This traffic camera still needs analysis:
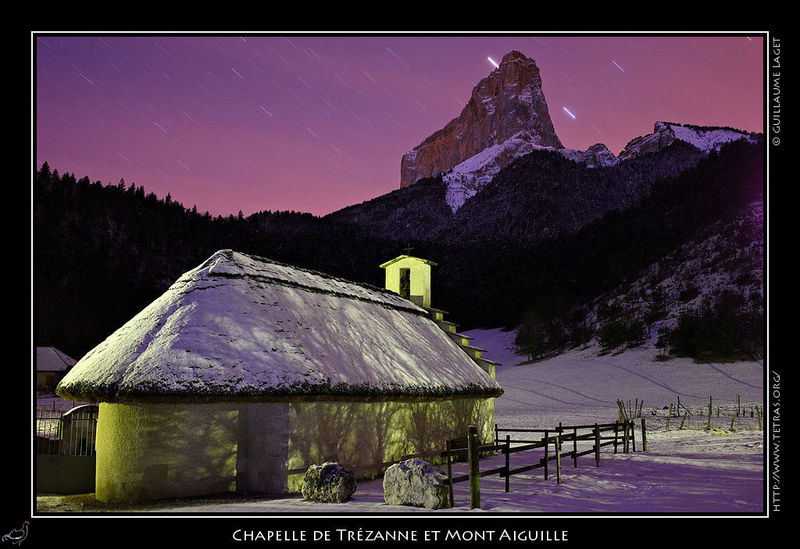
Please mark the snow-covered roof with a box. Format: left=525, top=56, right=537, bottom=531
left=57, top=250, right=503, bottom=403
left=36, top=347, right=77, bottom=372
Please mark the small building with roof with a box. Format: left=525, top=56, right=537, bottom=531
left=57, top=250, right=502, bottom=502
left=36, top=347, right=77, bottom=393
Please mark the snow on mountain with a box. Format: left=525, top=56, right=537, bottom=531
left=669, top=123, right=759, bottom=152
left=440, top=120, right=759, bottom=213
left=558, top=142, right=619, bottom=168
left=401, top=50, right=562, bottom=189
left=400, top=49, right=759, bottom=216
left=442, top=139, right=617, bottom=213
left=618, top=121, right=758, bottom=161
left=443, top=136, right=625, bottom=213
left=443, top=131, right=556, bottom=212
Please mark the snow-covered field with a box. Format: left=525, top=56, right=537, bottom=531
left=486, top=329, right=763, bottom=432
left=127, top=425, right=761, bottom=514
left=38, top=327, right=764, bottom=515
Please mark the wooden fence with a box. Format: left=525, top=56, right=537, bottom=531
left=442, top=420, right=647, bottom=509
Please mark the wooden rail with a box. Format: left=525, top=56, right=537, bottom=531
left=442, top=419, right=647, bottom=509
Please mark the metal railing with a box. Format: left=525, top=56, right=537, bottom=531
left=35, top=405, right=98, bottom=456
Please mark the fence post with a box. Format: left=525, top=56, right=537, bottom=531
left=495, top=423, right=499, bottom=446
left=504, top=434, right=510, bottom=493
left=630, top=420, right=636, bottom=452
left=467, top=425, right=480, bottom=510
left=623, top=421, right=630, bottom=453
left=446, top=439, right=454, bottom=508
left=594, top=424, right=600, bottom=467
left=707, top=396, right=712, bottom=431
left=543, top=429, right=549, bottom=480
left=557, top=422, right=563, bottom=451
left=556, top=435, right=562, bottom=484
left=613, top=422, right=619, bottom=454
left=666, top=403, right=672, bottom=431
left=641, top=418, right=648, bottom=452
left=572, top=427, right=578, bottom=468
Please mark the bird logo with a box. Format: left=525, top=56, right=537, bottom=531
left=1, top=521, right=29, bottom=546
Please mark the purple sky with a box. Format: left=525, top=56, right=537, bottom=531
left=34, top=33, right=765, bottom=217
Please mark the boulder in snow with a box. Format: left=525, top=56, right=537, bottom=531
left=383, top=459, right=448, bottom=509
left=301, top=462, right=356, bottom=503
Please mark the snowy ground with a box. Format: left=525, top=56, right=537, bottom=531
left=36, top=328, right=765, bottom=515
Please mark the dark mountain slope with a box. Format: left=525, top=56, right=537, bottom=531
left=327, top=141, right=707, bottom=245
left=449, top=141, right=706, bottom=244
left=510, top=140, right=765, bottom=360
left=325, top=175, right=453, bottom=243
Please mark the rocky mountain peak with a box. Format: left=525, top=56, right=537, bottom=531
left=400, top=50, right=563, bottom=188
left=501, top=49, right=528, bottom=63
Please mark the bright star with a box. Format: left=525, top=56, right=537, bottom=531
left=562, top=106, right=576, bottom=120
left=488, top=56, right=500, bottom=69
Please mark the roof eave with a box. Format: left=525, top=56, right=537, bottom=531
left=379, top=255, right=438, bottom=269
left=56, top=387, right=504, bottom=405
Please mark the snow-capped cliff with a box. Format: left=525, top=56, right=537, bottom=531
left=400, top=50, right=562, bottom=190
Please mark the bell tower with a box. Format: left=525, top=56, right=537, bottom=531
left=379, top=254, right=436, bottom=308
left=380, top=252, right=500, bottom=378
